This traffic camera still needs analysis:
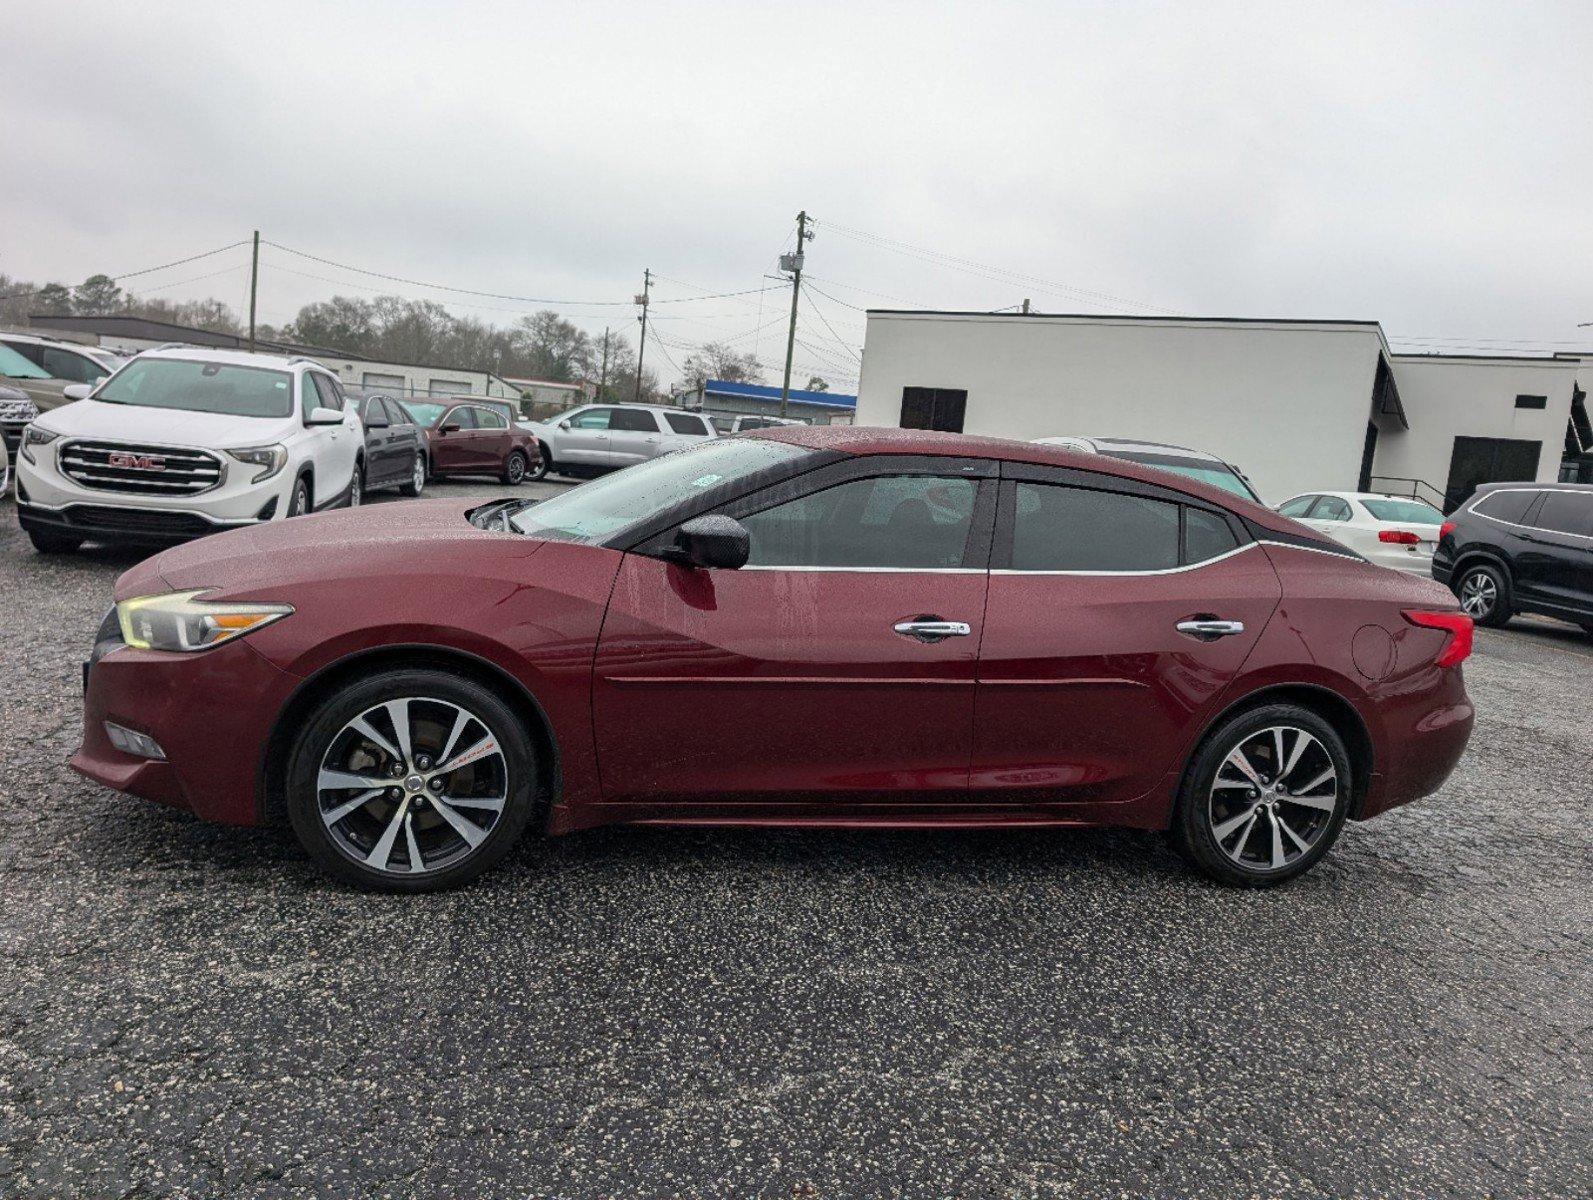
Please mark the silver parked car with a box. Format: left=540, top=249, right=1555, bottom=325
left=522, top=403, right=716, bottom=480
left=1032, top=436, right=1264, bottom=505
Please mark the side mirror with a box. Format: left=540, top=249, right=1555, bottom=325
left=439, top=422, right=460, bottom=435
left=61, top=383, right=93, bottom=401
left=668, top=514, right=750, bottom=570
left=558, top=419, right=573, bottom=430
left=307, top=406, right=343, bottom=425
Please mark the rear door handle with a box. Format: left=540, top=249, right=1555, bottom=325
left=1176, top=618, right=1246, bottom=640
left=893, top=617, right=972, bottom=643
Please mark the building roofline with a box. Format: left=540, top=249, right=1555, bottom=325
left=702, top=377, right=858, bottom=408
left=1387, top=351, right=1575, bottom=365
left=864, top=308, right=1386, bottom=329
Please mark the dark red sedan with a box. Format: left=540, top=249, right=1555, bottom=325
left=404, top=397, right=541, bottom=485
left=74, top=428, right=1475, bottom=891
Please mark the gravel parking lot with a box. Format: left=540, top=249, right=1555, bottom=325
left=0, top=479, right=1588, bottom=1199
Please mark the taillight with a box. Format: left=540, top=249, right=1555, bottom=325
left=1439, top=521, right=1456, bottom=540
left=1403, top=610, right=1474, bottom=668
left=1379, top=530, right=1421, bottom=544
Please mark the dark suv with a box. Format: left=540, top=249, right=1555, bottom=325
left=1433, top=483, right=1593, bottom=633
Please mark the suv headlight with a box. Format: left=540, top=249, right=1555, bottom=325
left=20, top=424, right=58, bottom=465
left=117, top=589, right=293, bottom=653
left=226, top=444, right=288, bottom=483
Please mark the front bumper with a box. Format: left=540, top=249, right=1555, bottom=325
left=16, top=445, right=292, bottom=544
left=71, top=635, right=299, bottom=825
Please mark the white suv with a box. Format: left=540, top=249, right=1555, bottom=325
left=521, top=403, right=716, bottom=480
left=14, top=347, right=363, bottom=552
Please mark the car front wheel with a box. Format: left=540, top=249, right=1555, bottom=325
left=1172, top=703, right=1351, bottom=887
left=285, top=669, right=540, bottom=891
left=287, top=477, right=311, bottom=518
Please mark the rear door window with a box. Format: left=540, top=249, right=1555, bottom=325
left=610, top=408, right=659, bottom=432
left=1278, top=496, right=1318, bottom=517
left=1532, top=491, right=1593, bottom=536
left=1310, top=496, right=1352, bottom=522
left=1010, top=483, right=1180, bottom=572
left=475, top=407, right=509, bottom=429
left=1184, top=508, right=1240, bottom=563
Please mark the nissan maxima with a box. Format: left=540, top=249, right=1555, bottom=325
left=73, top=428, right=1476, bottom=891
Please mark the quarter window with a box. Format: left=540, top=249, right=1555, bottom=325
left=664, top=412, right=709, bottom=435
left=1011, top=483, right=1180, bottom=572
left=741, top=474, right=978, bottom=569
left=1184, top=508, right=1240, bottom=563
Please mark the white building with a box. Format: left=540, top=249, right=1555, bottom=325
left=853, top=311, right=1591, bottom=508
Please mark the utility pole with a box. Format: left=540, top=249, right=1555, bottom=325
left=633, top=269, right=651, bottom=403
left=598, top=327, right=611, bottom=402
left=247, top=230, right=260, bottom=353
left=779, top=210, right=814, bottom=417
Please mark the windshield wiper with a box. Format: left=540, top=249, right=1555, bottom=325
left=468, top=497, right=538, bottom=532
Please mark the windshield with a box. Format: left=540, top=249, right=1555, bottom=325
left=404, top=401, right=449, bottom=426
left=1361, top=498, right=1443, bottom=524
left=510, top=438, right=809, bottom=542
left=93, top=359, right=294, bottom=418
left=1102, top=450, right=1261, bottom=503
left=0, top=344, right=51, bottom=380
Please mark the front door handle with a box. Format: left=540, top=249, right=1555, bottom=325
left=893, top=617, right=972, bottom=643
left=1176, top=618, right=1246, bottom=640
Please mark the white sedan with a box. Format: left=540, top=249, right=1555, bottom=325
left=1276, top=491, right=1445, bottom=574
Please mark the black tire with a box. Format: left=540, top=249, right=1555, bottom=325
left=1453, top=561, right=1512, bottom=628
left=284, top=668, right=541, bottom=892
left=1579, top=622, right=1593, bottom=639
left=526, top=443, right=551, bottom=481
left=398, top=453, right=426, bottom=497
left=502, top=450, right=527, bottom=486
left=27, top=528, right=82, bottom=554
left=287, top=476, right=311, bottom=518
left=348, top=461, right=364, bottom=508
left=1170, top=702, right=1352, bottom=888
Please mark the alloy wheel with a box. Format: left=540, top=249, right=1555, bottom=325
left=349, top=471, right=362, bottom=507
left=506, top=453, right=525, bottom=484
left=1206, top=725, right=1339, bottom=872
left=1458, top=571, right=1496, bottom=619
left=315, top=696, right=508, bottom=876
left=412, top=455, right=426, bottom=494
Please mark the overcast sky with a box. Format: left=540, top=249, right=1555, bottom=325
left=4, top=1, right=1591, bottom=386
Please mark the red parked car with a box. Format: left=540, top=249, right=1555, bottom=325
left=74, top=427, right=1475, bottom=892
left=403, top=398, right=540, bottom=485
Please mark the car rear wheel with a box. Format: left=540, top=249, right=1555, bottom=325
left=502, top=450, right=527, bottom=486
left=398, top=454, right=426, bottom=497
left=526, top=444, right=550, bottom=481
left=1172, top=703, right=1351, bottom=887
left=285, top=669, right=540, bottom=892
left=27, top=528, right=81, bottom=554
left=1455, top=562, right=1511, bottom=627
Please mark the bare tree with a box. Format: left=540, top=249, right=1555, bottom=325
left=804, top=375, right=830, bottom=392
left=679, top=341, right=763, bottom=391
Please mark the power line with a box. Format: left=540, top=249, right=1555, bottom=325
left=264, top=241, right=781, bottom=308
left=801, top=282, right=864, bottom=361
left=817, top=218, right=1175, bottom=314
left=0, top=238, right=253, bottom=302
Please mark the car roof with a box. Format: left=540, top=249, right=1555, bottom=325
left=1304, top=491, right=1442, bottom=503
left=1037, top=435, right=1227, bottom=462
left=750, top=425, right=1293, bottom=531
left=135, top=345, right=310, bottom=370
left=1474, top=480, right=1593, bottom=493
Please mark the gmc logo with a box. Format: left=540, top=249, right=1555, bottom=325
left=108, top=452, right=166, bottom=471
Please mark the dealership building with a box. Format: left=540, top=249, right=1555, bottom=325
left=852, top=311, right=1591, bottom=509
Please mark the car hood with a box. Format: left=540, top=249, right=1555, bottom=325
left=35, top=398, right=299, bottom=447
left=116, top=498, right=544, bottom=600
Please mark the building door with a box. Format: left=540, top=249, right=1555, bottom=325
left=900, top=387, right=968, bottom=432
left=1444, top=436, right=1541, bottom=512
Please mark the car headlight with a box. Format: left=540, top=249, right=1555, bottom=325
left=226, top=444, right=288, bottom=484
left=20, top=424, right=58, bottom=465
left=116, top=589, right=293, bottom=653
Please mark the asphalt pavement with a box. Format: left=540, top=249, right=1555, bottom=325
left=0, top=478, right=1588, bottom=1199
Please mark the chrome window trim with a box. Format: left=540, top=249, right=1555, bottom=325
left=739, top=564, right=986, bottom=574
left=989, top=541, right=1260, bottom=577
left=1469, top=487, right=1593, bottom=543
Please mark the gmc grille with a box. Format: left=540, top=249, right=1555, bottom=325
left=58, top=440, right=224, bottom=496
